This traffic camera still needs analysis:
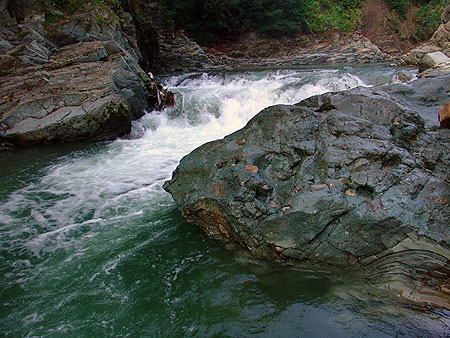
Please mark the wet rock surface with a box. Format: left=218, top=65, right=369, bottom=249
left=164, top=74, right=450, bottom=306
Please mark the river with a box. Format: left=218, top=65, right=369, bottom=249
left=1, top=66, right=449, bottom=337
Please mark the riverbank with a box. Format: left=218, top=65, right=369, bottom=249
left=202, top=32, right=395, bottom=72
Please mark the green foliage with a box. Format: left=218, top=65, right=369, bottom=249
left=92, top=0, right=122, bottom=11
left=43, top=0, right=82, bottom=23
left=255, top=0, right=311, bottom=35
left=96, top=13, right=104, bottom=28
left=307, top=0, right=362, bottom=33
left=160, top=0, right=260, bottom=42
left=45, top=0, right=83, bottom=14
left=385, top=0, right=409, bottom=19
left=43, top=0, right=122, bottom=24
left=414, top=0, right=446, bottom=41
left=384, top=0, right=446, bottom=42
left=160, top=0, right=363, bottom=42
left=385, top=0, right=446, bottom=21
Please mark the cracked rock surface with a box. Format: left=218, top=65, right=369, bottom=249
left=164, top=74, right=450, bottom=292
left=0, top=41, right=149, bottom=145
left=0, top=2, right=152, bottom=147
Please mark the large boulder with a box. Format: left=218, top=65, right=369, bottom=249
left=0, top=38, right=152, bottom=146
left=0, top=2, right=161, bottom=147
left=164, top=74, right=450, bottom=305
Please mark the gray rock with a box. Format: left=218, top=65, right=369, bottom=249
left=19, top=40, right=52, bottom=64
left=3, top=95, right=131, bottom=145
left=77, top=47, right=109, bottom=62
left=380, top=74, right=450, bottom=129
left=394, top=70, right=414, bottom=83
left=419, top=52, right=450, bottom=73
left=20, top=29, right=56, bottom=49
left=164, top=74, right=450, bottom=290
left=104, top=40, right=122, bottom=55
left=0, top=35, right=12, bottom=53
left=0, top=39, right=151, bottom=146
left=153, top=28, right=221, bottom=73
left=0, top=54, right=22, bottom=73
left=42, top=7, right=141, bottom=63
left=402, top=45, right=441, bottom=66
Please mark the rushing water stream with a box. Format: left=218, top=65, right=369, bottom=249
left=1, top=67, right=450, bottom=337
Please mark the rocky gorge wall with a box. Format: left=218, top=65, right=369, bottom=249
left=0, top=0, right=161, bottom=148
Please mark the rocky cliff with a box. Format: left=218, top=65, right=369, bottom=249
left=0, top=0, right=158, bottom=148
left=119, top=0, right=223, bottom=74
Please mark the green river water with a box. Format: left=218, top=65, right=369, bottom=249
left=1, top=67, right=449, bottom=337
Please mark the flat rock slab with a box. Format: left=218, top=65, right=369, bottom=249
left=419, top=51, right=450, bottom=73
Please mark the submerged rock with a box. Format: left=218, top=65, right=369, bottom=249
left=164, top=74, right=450, bottom=306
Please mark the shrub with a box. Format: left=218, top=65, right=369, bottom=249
left=43, top=0, right=82, bottom=23
left=414, top=0, right=446, bottom=41
left=160, top=0, right=363, bottom=42
left=44, top=0, right=83, bottom=15
left=385, top=0, right=409, bottom=19
left=43, top=0, right=122, bottom=24
left=307, top=0, right=362, bottom=33
left=384, top=0, right=446, bottom=42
